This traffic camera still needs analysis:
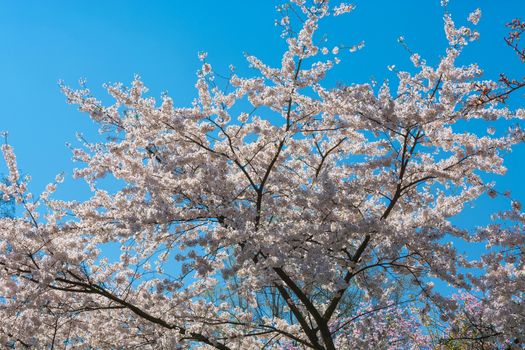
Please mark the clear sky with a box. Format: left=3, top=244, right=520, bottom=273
left=0, top=0, right=523, bottom=231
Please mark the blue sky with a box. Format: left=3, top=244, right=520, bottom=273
left=0, top=0, right=523, bottom=226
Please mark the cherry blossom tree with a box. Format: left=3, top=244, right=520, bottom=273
left=1, top=1, right=524, bottom=349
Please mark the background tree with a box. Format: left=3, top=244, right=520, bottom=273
left=0, top=1, right=524, bottom=349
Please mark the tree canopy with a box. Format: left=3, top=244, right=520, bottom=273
left=0, top=1, right=524, bottom=349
